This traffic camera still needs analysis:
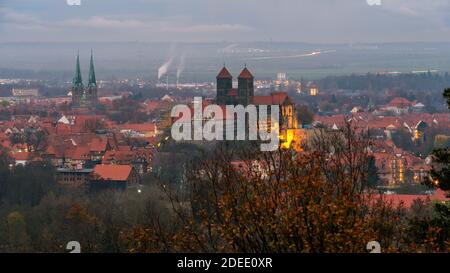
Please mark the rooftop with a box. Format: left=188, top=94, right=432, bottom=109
left=238, top=67, right=254, bottom=79
left=92, top=164, right=133, bottom=181
left=217, top=67, right=232, bottom=79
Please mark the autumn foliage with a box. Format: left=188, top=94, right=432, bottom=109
left=126, top=126, right=431, bottom=253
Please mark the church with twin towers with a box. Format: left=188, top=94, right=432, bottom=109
left=216, top=66, right=254, bottom=106
left=215, top=65, right=303, bottom=151
left=71, top=51, right=98, bottom=110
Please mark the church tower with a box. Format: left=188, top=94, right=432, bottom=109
left=216, top=66, right=232, bottom=105
left=71, top=53, right=84, bottom=108
left=71, top=51, right=98, bottom=111
left=237, top=66, right=254, bottom=105
left=86, top=50, right=98, bottom=106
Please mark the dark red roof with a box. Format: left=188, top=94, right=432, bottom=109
left=10, top=151, right=31, bottom=161
left=117, top=123, right=157, bottom=133
left=69, top=146, right=90, bottom=160
left=253, top=92, right=290, bottom=105
left=217, top=67, right=232, bottom=79
left=89, top=137, right=108, bottom=152
left=102, top=151, right=135, bottom=163
left=366, top=190, right=448, bottom=209
left=238, top=67, right=254, bottom=79
left=388, top=97, right=412, bottom=108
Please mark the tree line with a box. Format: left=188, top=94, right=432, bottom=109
left=318, top=72, right=450, bottom=92
left=0, top=89, right=448, bottom=253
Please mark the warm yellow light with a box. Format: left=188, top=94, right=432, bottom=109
left=414, top=130, right=421, bottom=140
left=280, top=129, right=297, bottom=150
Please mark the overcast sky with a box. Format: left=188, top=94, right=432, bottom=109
left=1, top=0, right=450, bottom=43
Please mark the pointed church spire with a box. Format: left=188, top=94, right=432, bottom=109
left=88, top=50, right=97, bottom=88
left=217, top=66, right=232, bottom=79
left=238, top=66, right=253, bottom=79
left=72, top=52, right=83, bottom=88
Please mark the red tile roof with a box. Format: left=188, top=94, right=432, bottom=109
left=382, top=194, right=429, bottom=208
left=118, top=145, right=131, bottom=151
left=92, top=165, right=133, bottom=181
left=384, top=193, right=448, bottom=208
left=270, top=92, right=290, bottom=104
left=174, top=104, right=236, bottom=123
left=118, top=123, right=156, bottom=133
left=46, top=145, right=56, bottom=155
left=67, top=146, right=90, bottom=160
left=1, top=139, right=11, bottom=148
left=44, top=144, right=67, bottom=158
left=370, top=190, right=448, bottom=209
left=252, top=96, right=273, bottom=105
left=217, top=67, right=232, bottom=79
left=253, top=92, right=290, bottom=105
left=10, top=151, right=31, bottom=161
left=238, top=67, right=254, bottom=79
left=56, top=123, right=72, bottom=135
left=102, top=150, right=135, bottom=163
left=144, top=100, right=162, bottom=112
left=314, top=112, right=450, bottom=132
left=89, top=137, right=108, bottom=152
left=388, top=97, right=412, bottom=108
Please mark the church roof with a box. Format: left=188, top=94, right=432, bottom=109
left=253, top=92, right=290, bottom=105
left=238, top=67, right=254, bottom=79
left=87, top=50, right=97, bottom=88
left=217, top=67, right=232, bottom=79
left=72, top=53, right=84, bottom=89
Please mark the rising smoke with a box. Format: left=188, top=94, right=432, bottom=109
left=157, top=57, right=174, bottom=80
left=177, top=52, right=186, bottom=81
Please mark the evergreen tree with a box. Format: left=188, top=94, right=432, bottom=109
left=367, top=156, right=380, bottom=188
left=414, top=88, right=450, bottom=252
left=425, top=88, right=450, bottom=196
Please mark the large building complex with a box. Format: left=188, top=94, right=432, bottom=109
left=12, top=88, right=39, bottom=97
left=215, top=66, right=303, bottom=150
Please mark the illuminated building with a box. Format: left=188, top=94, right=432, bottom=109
left=215, top=66, right=304, bottom=151
left=413, top=121, right=427, bottom=144
left=295, top=82, right=302, bottom=94
left=309, top=84, right=319, bottom=96
left=12, top=88, right=39, bottom=97
left=275, top=73, right=289, bottom=91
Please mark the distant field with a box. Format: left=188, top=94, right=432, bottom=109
left=2, top=42, right=450, bottom=81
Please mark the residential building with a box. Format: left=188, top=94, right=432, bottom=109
left=89, top=164, right=139, bottom=190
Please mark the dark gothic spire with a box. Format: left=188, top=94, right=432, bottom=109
left=72, top=52, right=84, bottom=89
left=88, top=50, right=97, bottom=88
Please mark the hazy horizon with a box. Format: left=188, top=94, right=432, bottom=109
left=2, top=41, right=450, bottom=81
left=3, top=0, right=450, bottom=80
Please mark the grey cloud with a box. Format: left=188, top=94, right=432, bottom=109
left=62, top=16, right=251, bottom=33
left=1, top=0, right=450, bottom=43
